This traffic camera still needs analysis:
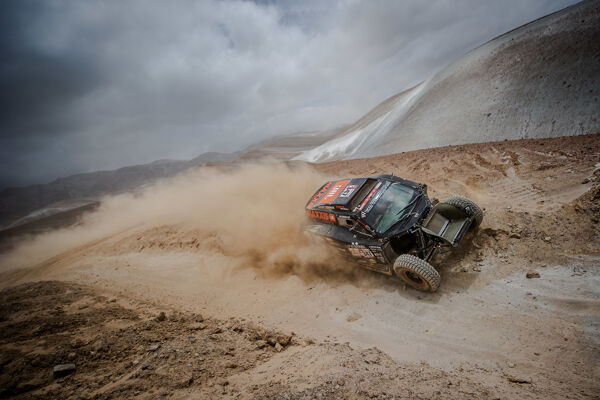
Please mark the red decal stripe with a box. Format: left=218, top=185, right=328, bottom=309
left=358, top=182, right=381, bottom=211
left=318, top=179, right=350, bottom=204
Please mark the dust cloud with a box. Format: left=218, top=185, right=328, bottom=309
left=1, top=162, right=355, bottom=280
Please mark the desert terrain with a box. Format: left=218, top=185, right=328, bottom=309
left=1, top=134, right=599, bottom=399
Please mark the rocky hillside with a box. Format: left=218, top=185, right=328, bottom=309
left=296, top=0, right=600, bottom=162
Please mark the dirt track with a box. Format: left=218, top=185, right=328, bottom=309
left=1, top=134, right=599, bottom=398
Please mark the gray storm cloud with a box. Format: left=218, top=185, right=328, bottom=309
left=0, top=0, right=578, bottom=187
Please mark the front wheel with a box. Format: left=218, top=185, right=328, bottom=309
left=393, top=254, right=440, bottom=292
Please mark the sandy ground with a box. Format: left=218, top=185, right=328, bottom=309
left=1, top=134, right=599, bottom=399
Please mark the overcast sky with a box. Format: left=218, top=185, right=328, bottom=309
left=0, top=0, right=579, bottom=188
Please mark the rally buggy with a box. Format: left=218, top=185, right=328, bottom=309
left=304, top=175, right=483, bottom=292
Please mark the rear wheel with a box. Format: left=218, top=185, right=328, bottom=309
left=442, top=196, right=483, bottom=228
left=393, top=254, right=440, bottom=292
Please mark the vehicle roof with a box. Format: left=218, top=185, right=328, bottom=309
left=305, top=178, right=370, bottom=210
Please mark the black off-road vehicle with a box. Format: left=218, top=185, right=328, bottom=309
left=304, top=175, right=483, bottom=292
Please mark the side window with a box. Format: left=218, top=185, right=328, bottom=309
left=349, top=179, right=377, bottom=210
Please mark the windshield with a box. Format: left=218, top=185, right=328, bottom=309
left=363, top=183, right=415, bottom=233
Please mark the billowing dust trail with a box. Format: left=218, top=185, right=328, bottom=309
left=1, top=134, right=599, bottom=398
left=0, top=162, right=345, bottom=279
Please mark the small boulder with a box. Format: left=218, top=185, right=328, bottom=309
left=506, top=375, right=532, bottom=384
left=266, top=333, right=292, bottom=346
left=346, top=313, right=362, bottom=322
left=189, top=322, right=206, bottom=331
left=141, top=363, right=153, bottom=370
left=53, top=363, right=76, bottom=378
left=274, top=343, right=283, bottom=352
left=526, top=270, right=540, bottom=279
left=156, top=312, right=166, bottom=322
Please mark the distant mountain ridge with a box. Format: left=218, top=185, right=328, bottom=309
left=295, top=0, right=600, bottom=162
left=0, top=151, right=239, bottom=229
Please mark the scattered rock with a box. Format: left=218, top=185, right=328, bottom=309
left=192, top=314, right=204, bottom=322
left=506, top=375, right=532, bottom=384
left=189, top=322, right=206, bottom=331
left=92, top=340, right=108, bottom=353
left=509, top=233, right=521, bottom=239
left=526, top=270, right=540, bottom=279
left=255, top=340, right=268, bottom=349
left=544, top=236, right=552, bottom=243
left=67, top=352, right=76, bottom=361
left=266, top=333, right=292, bottom=346
left=178, top=376, right=194, bottom=387
left=148, top=344, right=160, bottom=351
left=53, top=363, right=76, bottom=378
left=156, top=312, right=166, bottom=322
left=275, top=343, right=283, bottom=352
left=346, top=313, right=362, bottom=322
left=211, top=327, right=223, bottom=334
left=472, top=266, right=481, bottom=272
left=508, top=362, right=515, bottom=368
left=141, top=363, right=154, bottom=370
left=581, top=178, right=590, bottom=184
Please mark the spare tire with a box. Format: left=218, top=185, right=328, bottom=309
left=393, top=254, right=440, bottom=292
left=443, top=196, right=483, bottom=228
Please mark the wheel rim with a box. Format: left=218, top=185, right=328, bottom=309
left=402, top=270, right=428, bottom=288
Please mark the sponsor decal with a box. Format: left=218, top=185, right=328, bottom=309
left=319, top=179, right=351, bottom=204
left=368, top=246, right=387, bottom=263
left=307, top=181, right=333, bottom=209
left=348, top=244, right=375, bottom=259
left=339, top=184, right=358, bottom=198
left=306, top=209, right=337, bottom=224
